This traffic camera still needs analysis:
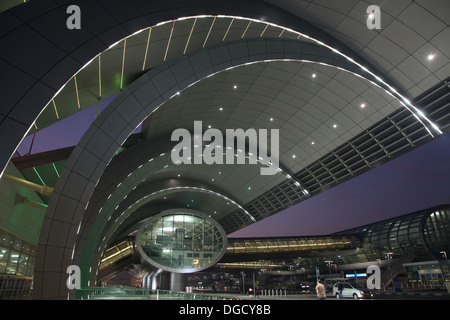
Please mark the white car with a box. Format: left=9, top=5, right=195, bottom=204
left=332, top=282, right=373, bottom=299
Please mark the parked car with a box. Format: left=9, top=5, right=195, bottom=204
left=332, top=282, right=373, bottom=299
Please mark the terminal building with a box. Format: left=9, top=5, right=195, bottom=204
left=0, top=0, right=449, bottom=299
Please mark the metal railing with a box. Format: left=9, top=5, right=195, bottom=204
left=75, top=287, right=239, bottom=300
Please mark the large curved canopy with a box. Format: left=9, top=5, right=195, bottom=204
left=1, top=0, right=448, bottom=300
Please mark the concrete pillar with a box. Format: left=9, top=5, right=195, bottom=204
left=170, top=272, right=186, bottom=292
left=159, top=271, right=170, bottom=290
left=144, top=272, right=153, bottom=288
left=152, top=270, right=163, bottom=289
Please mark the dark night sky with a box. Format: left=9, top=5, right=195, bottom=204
left=16, top=99, right=450, bottom=238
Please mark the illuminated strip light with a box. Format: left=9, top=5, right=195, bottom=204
left=184, top=18, right=197, bottom=54
left=74, top=75, right=80, bottom=109
left=164, top=21, right=175, bottom=61
left=71, top=244, right=76, bottom=261
left=260, top=24, right=268, bottom=37
left=100, top=245, right=133, bottom=263
left=223, top=18, right=234, bottom=41
left=33, top=167, right=45, bottom=186
left=98, top=55, right=102, bottom=98
left=52, top=163, right=60, bottom=178
left=241, top=20, right=251, bottom=38
left=52, top=100, right=59, bottom=119
left=142, top=27, right=152, bottom=70
left=120, top=38, right=126, bottom=90
left=203, top=16, right=216, bottom=47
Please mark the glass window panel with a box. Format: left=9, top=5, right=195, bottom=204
left=138, top=210, right=226, bottom=272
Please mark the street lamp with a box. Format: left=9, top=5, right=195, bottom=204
left=240, top=272, right=246, bottom=295
left=384, top=252, right=394, bottom=292
left=325, top=260, right=333, bottom=276
left=440, top=251, right=448, bottom=262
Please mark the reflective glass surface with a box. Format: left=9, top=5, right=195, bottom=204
left=137, top=210, right=227, bottom=272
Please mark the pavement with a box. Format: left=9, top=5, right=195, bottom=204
left=212, top=288, right=450, bottom=300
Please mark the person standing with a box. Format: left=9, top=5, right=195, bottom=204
left=337, top=281, right=343, bottom=299
left=315, top=279, right=326, bottom=300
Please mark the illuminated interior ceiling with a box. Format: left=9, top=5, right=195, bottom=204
left=29, top=11, right=448, bottom=136
left=264, top=0, right=450, bottom=98
left=95, top=58, right=406, bottom=235
left=34, top=16, right=316, bottom=133
left=1, top=0, right=447, bottom=300
left=16, top=11, right=448, bottom=213
left=79, top=33, right=443, bottom=276
left=9, top=12, right=447, bottom=243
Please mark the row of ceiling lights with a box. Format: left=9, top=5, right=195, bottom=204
left=190, top=78, right=370, bottom=160
left=101, top=63, right=374, bottom=218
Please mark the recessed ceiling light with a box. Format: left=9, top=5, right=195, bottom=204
left=270, top=117, right=274, bottom=121
left=427, top=54, right=435, bottom=61
left=333, top=124, right=338, bottom=128
left=292, top=155, right=296, bottom=158
left=312, top=73, right=317, bottom=78
left=208, top=125, right=211, bottom=129
left=177, top=174, right=181, bottom=177
left=219, top=107, right=223, bottom=111
left=211, top=178, right=214, bottom=181
left=176, top=91, right=180, bottom=95
left=361, top=103, right=366, bottom=108
left=311, top=141, right=315, bottom=145
left=248, top=186, right=251, bottom=190
left=233, top=85, right=237, bottom=89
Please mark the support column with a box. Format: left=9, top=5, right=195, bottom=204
left=143, top=273, right=152, bottom=288
left=152, top=269, right=163, bottom=289
left=170, top=272, right=186, bottom=292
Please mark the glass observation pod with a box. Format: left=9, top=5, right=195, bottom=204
left=136, top=209, right=228, bottom=273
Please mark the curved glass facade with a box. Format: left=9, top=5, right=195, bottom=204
left=336, top=205, right=450, bottom=260
left=137, top=209, right=227, bottom=273
left=423, top=207, right=450, bottom=256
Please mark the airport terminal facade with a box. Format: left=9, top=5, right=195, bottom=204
left=0, top=0, right=449, bottom=299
